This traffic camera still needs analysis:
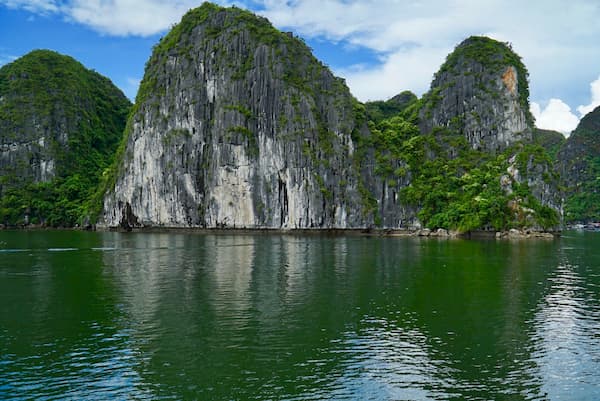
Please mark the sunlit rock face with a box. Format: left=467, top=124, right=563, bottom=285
left=100, top=9, right=562, bottom=232
left=100, top=3, right=386, bottom=229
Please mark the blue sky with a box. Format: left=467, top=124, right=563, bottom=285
left=1, top=0, right=600, bottom=136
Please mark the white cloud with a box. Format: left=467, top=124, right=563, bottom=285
left=531, top=99, right=579, bottom=136
left=0, top=0, right=233, bottom=36
left=530, top=73, right=600, bottom=136
left=576, top=75, right=600, bottom=117
left=65, top=0, right=201, bottom=37
left=338, top=46, right=450, bottom=102
left=2, top=0, right=59, bottom=14
left=0, top=54, right=18, bottom=67
left=124, top=77, right=141, bottom=101
left=258, top=0, right=600, bottom=104
left=3, top=0, right=600, bottom=109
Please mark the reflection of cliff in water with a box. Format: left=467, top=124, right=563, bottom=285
left=95, top=232, right=593, bottom=400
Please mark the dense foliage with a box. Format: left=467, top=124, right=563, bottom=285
left=0, top=50, right=131, bottom=227
left=364, top=91, right=419, bottom=124
left=363, top=114, right=559, bottom=232
left=564, top=156, right=600, bottom=222
left=532, top=128, right=565, bottom=159
left=559, top=106, right=600, bottom=223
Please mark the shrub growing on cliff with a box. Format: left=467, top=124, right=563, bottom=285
left=0, top=50, right=131, bottom=227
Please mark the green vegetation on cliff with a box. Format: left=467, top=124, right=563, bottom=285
left=399, top=34, right=561, bottom=231
left=143, top=2, right=329, bottom=104
left=564, top=156, right=600, bottom=222
left=421, top=36, right=535, bottom=142
left=365, top=91, right=419, bottom=124
left=0, top=4, right=566, bottom=232
left=560, top=105, right=600, bottom=222
left=98, top=2, right=369, bottom=229
left=436, top=36, right=533, bottom=126
left=0, top=50, right=131, bottom=227
left=533, top=128, right=565, bottom=158
left=365, top=112, right=559, bottom=232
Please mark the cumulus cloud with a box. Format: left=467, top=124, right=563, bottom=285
left=338, top=46, right=450, bottom=102
left=260, top=0, right=503, bottom=52
left=0, top=53, right=18, bottom=66
left=3, top=0, right=600, bottom=108
left=65, top=0, right=203, bottom=37
left=531, top=100, right=580, bottom=136
left=260, top=0, right=497, bottom=99
left=576, top=75, right=600, bottom=117
left=259, top=0, right=600, bottom=104
left=530, top=74, right=600, bottom=136
left=0, top=0, right=232, bottom=36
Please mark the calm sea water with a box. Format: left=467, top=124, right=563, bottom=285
left=0, top=230, right=599, bottom=400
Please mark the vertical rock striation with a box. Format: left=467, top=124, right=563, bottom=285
left=100, top=6, right=562, bottom=232
left=420, top=36, right=533, bottom=152
left=101, top=4, right=376, bottom=229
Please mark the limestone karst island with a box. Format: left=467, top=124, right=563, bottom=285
left=1, top=3, right=599, bottom=235
left=3, top=2, right=600, bottom=400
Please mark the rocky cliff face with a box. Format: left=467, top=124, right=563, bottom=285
left=101, top=4, right=382, bottom=229
left=100, top=5, right=561, bottom=232
left=0, top=50, right=130, bottom=186
left=411, top=36, right=561, bottom=230
left=558, top=105, right=600, bottom=221
left=420, top=37, right=533, bottom=152
left=0, top=50, right=130, bottom=226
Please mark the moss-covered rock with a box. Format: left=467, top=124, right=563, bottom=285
left=364, top=91, right=418, bottom=124
left=420, top=36, right=533, bottom=152
left=532, top=128, right=565, bottom=158
left=0, top=50, right=131, bottom=227
left=100, top=3, right=386, bottom=229
left=558, top=105, right=600, bottom=222
left=408, top=36, right=561, bottom=231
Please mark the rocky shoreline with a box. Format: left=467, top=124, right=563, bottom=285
left=0, top=224, right=560, bottom=239
left=412, top=228, right=557, bottom=239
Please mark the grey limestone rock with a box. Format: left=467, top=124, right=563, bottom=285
left=100, top=4, right=380, bottom=229
left=419, top=37, right=533, bottom=152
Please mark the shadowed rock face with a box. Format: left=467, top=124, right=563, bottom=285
left=532, top=129, right=565, bottom=156
left=419, top=36, right=533, bottom=152
left=0, top=50, right=130, bottom=192
left=101, top=4, right=386, bottom=229
left=558, top=105, right=600, bottom=221
left=0, top=50, right=131, bottom=227
left=559, top=106, right=600, bottom=189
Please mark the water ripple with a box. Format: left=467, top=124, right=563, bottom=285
left=2, top=231, right=600, bottom=400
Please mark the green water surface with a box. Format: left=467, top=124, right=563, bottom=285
left=0, top=231, right=599, bottom=400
